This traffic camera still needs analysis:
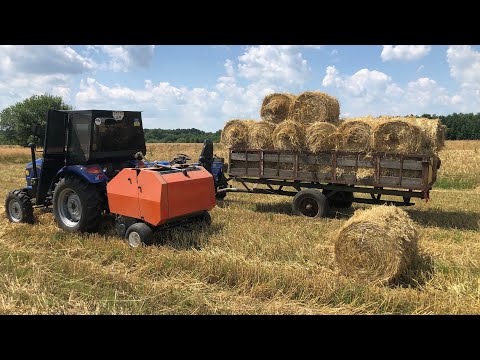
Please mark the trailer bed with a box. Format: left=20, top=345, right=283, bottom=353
left=226, top=149, right=440, bottom=202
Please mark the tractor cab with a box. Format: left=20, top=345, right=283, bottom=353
left=27, top=110, right=146, bottom=205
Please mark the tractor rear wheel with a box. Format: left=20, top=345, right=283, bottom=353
left=125, top=222, right=153, bottom=248
left=52, top=176, right=104, bottom=233
left=5, top=190, right=34, bottom=224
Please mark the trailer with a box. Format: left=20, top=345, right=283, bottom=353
left=217, top=149, right=441, bottom=218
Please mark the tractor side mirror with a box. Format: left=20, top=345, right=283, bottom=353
left=31, top=124, right=45, bottom=139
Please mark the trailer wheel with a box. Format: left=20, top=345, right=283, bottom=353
left=215, top=190, right=227, bottom=200
left=5, top=189, right=34, bottom=224
left=125, top=222, right=153, bottom=248
left=292, top=189, right=329, bottom=218
left=323, top=190, right=353, bottom=209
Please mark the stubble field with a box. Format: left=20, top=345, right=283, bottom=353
left=0, top=141, right=479, bottom=314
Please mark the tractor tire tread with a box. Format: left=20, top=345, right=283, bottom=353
left=5, top=189, right=34, bottom=224
left=53, top=175, right=105, bottom=233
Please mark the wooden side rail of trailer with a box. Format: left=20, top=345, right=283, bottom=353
left=217, top=149, right=441, bottom=217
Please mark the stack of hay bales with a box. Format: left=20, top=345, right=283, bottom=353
left=337, top=115, right=445, bottom=155
left=221, top=91, right=341, bottom=152
left=334, top=205, right=419, bottom=285
left=220, top=92, right=445, bottom=158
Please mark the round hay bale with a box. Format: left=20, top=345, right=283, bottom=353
left=306, top=122, right=340, bottom=153
left=272, top=119, right=306, bottom=151
left=338, top=119, right=374, bottom=152
left=291, top=91, right=339, bottom=124
left=249, top=121, right=276, bottom=149
left=329, top=96, right=341, bottom=121
left=334, top=205, right=419, bottom=284
left=393, top=116, right=446, bottom=152
left=260, top=93, right=296, bottom=124
left=221, top=119, right=256, bottom=149
left=373, top=120, right=427, bottom=154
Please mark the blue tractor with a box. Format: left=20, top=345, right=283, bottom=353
left=5, top=109, right=228, bottom=233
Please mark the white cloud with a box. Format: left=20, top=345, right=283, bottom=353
left=75, top=77, right=220, bottom=129
left=406, top=77, right=453, bottom=107
left=417, top=65, right=424, bottom=72
left=215, top=59, right=275, bottom=119
left=74, top=45, right=321, bottom=129
left=94, top=45, right=155, bottom=72
left=323, top=66, right=393, bottom=102
left=322, top=65, right=460, bottom=116
left=236, top=45, right=315, bottom=85
left=381, top=45, right=431, bottom=61
left=446, top=45, right=480, bottom=112
left=322, top=66, right=340, bottom=87
left=212, top=45, right=322, bottom=119
left=0, top=45, right=95, bottom=109
left=0, top=45, right=96, bottom=75
left=447, top=45, right=480, bottom=86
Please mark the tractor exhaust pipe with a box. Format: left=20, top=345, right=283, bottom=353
left=29, top=143, right=38, bottom=178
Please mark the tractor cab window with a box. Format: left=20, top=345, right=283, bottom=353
left=67, top=113, right=91, bottom=163
left=92, top=115, right=144, bottom=154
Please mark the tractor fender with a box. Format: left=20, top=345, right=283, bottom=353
left=50, top=165, right=107, bottom=191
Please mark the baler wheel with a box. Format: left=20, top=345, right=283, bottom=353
left=125, top=222, right=153, bottom=248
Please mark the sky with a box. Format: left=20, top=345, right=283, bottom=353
left=0, top=45, right=479, bottom=131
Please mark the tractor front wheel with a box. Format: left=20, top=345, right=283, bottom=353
left=52, top=176, right=104, bottom=233
left=5, top=190, right=34, bottom=224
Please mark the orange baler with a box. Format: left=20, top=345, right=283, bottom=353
left=106, top=165, right=216, bottom=247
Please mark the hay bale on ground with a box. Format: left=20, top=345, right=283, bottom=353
left=334, top=205, right=419, bottom=284
left=338, top=119, right=374, bottom=152
left=291, top=91, right=340, bottom=124
left=221, top=119, right=256, bottom=149
left=249, top=121, right=276, bottom=149
left=260, top=93, right=296, bottom=124
left=272, top=119, right=306, bottom=151
left=372, top=120, right=427, bottom=154
left=306, top=122, right=340, bottom=153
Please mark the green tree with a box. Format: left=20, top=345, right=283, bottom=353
left=0, top=94, right=72, bottom=146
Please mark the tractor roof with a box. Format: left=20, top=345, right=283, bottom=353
left=59, top=110, right=143, bottom=113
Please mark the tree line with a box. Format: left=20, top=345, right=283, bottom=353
left=418, top=113, right=480, bottom=140
left=1, top=94, right=480, bottom=145
left=144, top=128, right=221, bottom=143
